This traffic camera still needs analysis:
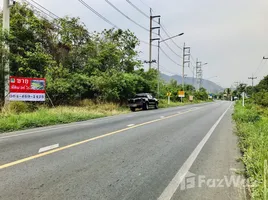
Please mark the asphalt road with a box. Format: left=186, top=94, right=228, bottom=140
left=0, top=101, right=245, bottom=200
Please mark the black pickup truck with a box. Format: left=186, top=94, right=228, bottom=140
left=128, top=93, right=158, bottom=111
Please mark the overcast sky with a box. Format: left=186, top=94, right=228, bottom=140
left=2, top=0, right=268, bottom=88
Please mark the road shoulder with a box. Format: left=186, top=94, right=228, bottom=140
left=172, top=104, right=247, bottom=200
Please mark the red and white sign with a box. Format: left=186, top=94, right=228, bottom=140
left=9, top=76, right=46, bottom=101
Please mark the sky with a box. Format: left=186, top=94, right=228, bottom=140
left=1, top=0, right=268, bottom=88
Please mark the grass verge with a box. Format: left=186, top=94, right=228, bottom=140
left=0, top=102, right=128, bottom=133
left=233, top=101, right=268, bottom=199
left=0, top=99, right=211, bottom=133
left=158, top=99, right=209, bottom=108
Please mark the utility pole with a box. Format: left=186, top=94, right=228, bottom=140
left=248, top=75, right=257, bottom=87
left=196, top=59, right=202, bottom=91
left=3, top=0, right=11, bottom=105
left=182, top=43, right=190, bottom=90
left=149, top=9, right=160, bottom=69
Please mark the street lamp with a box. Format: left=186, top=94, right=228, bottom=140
left=157, top=33, right=184, bottom=98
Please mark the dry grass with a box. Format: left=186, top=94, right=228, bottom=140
left=0, top=101, right=128, bottom=133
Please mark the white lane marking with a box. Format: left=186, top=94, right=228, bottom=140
left=0, top=101, right=222, bottom=140
left=38, top=144, right=59, bottom=153
left=127, top=124, right=135, bottom=127
left=158, top=102, right=233, bottom=200
left=160, top=116, right=165, bottom=119
left=0, top=123, right=93, bottom=140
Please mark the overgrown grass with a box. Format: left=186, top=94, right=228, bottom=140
left=158, top=99, right=209, bottom=108
left=0, top=101, right=128, bottom=133
left=0, top=99, right=211, bottom=133
left=233, top=101, right=268, bottom=199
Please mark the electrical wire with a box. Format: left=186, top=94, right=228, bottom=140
left=138, top=0, right=152, bottom=10
left=22, top=0, right=62, bottom=30
left=27, top=0, right=60, bottom=19
left=105, top=0, right=155, bottom=34
left=78, top=0, right=155, bottom=47
left=254, top=59, right=265, bottom=76
left=78, top=0, right=118, bottom=28
left=160, top=47, right=181, bottom=66
left=160, top=35, right=182, bottom=58
left=160, top=24, right=183, bottom=50
left=126, top=0, right=149, bottom=19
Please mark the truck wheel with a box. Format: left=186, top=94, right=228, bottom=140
left=130, top=107, right=135, bottom=112
left=143, top=102, right=149, bottom=110
left=155, top=102, right=158, bottom=109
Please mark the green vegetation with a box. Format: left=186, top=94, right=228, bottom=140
left=0, top=99, right=210, bottom=133
left=233, top=102, right=268, bottom=199
left=232, top=75, right=268, bottom=199
left=0, top=3, right=213, bottom=132
left=0, top=3, right=211, bottom=106
left=0, top=101, right=128, bottom=133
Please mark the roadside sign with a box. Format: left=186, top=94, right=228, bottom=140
left=189, top=95, right=193, bottom=101
left=9, top=76, right=46, bottom=101
left=178, top=91, right=185, bottom=98
left=166, top=92, right=172, bottom=97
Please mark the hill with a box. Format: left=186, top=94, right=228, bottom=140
left=161, top=73, right=223, bottom=93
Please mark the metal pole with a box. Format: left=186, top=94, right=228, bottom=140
left=196, top=58, right=198, bottom=90
left=149, top=8, right=152, bottom=69
left=3, top=0, right=10, bottom=105
left=242, top=92, right=245, bottom=107
left=182, top=43, right=185, bottom=90
left=157, top=40, right=160, bottom=98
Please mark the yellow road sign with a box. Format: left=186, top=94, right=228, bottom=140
left=178, top=91, right=185, bottom=97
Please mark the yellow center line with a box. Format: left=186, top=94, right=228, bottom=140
left=0, top=107, right=203, bottom=170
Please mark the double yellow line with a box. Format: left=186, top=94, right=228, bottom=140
left=0, top=107, right=202, bottom=170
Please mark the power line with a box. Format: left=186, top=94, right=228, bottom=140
left=105, top=0, right=156, bottom=34
left=78, top=0, right=118, bottom=28
left=138, top=0, right=152, bottom=9
left=160, top=35, right=182, bottom=58
left=126, top=0, right=149, bottom=19
left=22, top=0, right=62, bottom=30
left=254, top=59, right=264, bottom=76
left=160, top=47, right=182, bottom=66
left=27, top=0, right=60, bottom=19
left=78, top=0, right=156, bottom=48
left=161, top=24, right=183, bottom=51
left=23, top=0, right=56, bottom=20
left=190, top=54, right=196, bottom=63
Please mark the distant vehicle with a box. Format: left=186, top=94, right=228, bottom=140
left=128, top=93, right=158, bottom=111
left=233, top=96, right=238, bottom=101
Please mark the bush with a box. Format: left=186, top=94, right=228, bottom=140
left=233, top=102, right=268, bottom=199
left=7, top=101, right=29, bottom=114
left=233, top=103, right=260, bottom=123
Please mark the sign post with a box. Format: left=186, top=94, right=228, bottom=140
left=178, top=91, right=185, bottom=103
left=167, top=92, right=171, bottom=104
left=242, top=92, right=245, bottom=107
left=9, top=76, right=46, bottom=101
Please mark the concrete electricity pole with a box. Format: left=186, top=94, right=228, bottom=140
left=182, top=43, right=190, bottom=90
left=196, top=59, right=202, bottom=90
left=149, top=9, right=160, bottom=69
left=248, top=75, right=257, bottom=87
left=3, top=0, right=11, bottom=105
left=156, top=33, right=184, bottom=98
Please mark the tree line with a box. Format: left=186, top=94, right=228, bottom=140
left=0, top=3, right=209, bottom=106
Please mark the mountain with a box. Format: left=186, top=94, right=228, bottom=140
left=161, top=73, right=224, bottom=93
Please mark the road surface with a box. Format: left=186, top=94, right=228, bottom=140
left=0, top=101, right=246, bottom=200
